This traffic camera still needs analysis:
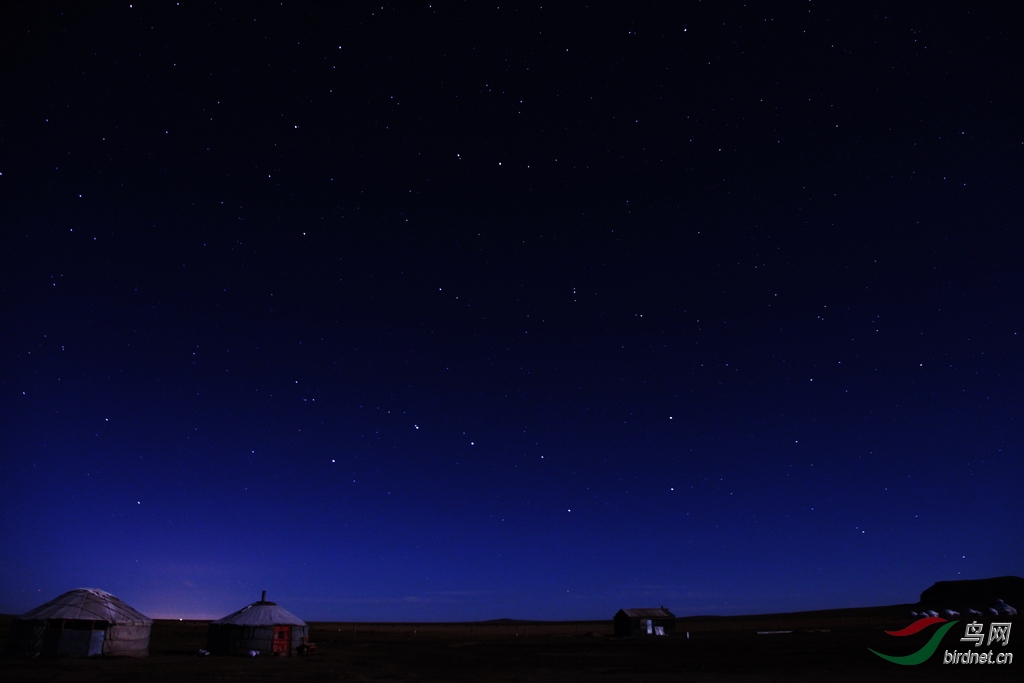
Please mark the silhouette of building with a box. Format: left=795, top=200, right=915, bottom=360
left=614, top=607, right=676, bottom=637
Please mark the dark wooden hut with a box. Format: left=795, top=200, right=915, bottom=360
left=613, top=607, right=676, bottom=637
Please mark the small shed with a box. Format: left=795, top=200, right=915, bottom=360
left=207, top=592, right=308, bottom=656
left=5, top=588, right=152, bottom=657
left=614, top=607, right=676, bottom=637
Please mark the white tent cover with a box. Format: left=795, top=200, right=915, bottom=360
left=213, top=601, right=307, bottom=627
left=20, top=588, right=152, bottom=626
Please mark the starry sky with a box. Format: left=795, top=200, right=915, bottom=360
left=1, top=1, right=1022, bottom=622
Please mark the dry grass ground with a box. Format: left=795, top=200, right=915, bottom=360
left=1, top=610, right=1016, bottom=682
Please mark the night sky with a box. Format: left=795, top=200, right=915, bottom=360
left=2, top=2, right=1021, bottom=622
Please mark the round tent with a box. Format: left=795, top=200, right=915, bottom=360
left=6, top=588, right=152, bottom=657
left=207, top=593, right=308, bottom=656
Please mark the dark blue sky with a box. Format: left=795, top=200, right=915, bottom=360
left=2, top=1, right=1021, bottom=621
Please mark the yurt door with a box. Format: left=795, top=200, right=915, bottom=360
left=272, top=625, right=291, bottom=655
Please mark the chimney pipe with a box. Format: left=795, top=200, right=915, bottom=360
left=261, top=590, right=266, bottom=603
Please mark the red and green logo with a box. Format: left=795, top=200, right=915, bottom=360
left=869, top=617, right=959, bottom=665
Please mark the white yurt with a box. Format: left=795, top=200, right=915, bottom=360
left=207, top=592, right=308, bottom=656
left=6, top=588, right=152, bottom=657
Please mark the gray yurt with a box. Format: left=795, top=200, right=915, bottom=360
left=207, top=592, right=308, bottom=656
left=6, top=588, right=152, bottom=657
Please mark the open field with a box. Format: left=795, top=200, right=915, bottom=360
left=2, top=609, right=1016, bottom=682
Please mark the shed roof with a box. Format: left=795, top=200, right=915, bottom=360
left=19, top=588, right=152, bottom=626
left=617, top=607, right=675, bottom=619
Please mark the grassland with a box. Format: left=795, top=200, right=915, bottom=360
left=1, top=607, right=1017, bottom=681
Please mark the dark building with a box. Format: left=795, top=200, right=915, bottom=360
left=918, top=576, right=1023, bottom=613
left=614, top=607, right=676, bottom=637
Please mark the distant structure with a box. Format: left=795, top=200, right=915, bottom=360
left=613, top=607, right=676, bottom=637
left=207, top=591, right=308, bottom=656
left=5, top=588, right=152, bottom=657
left=993, top=599, right=1017, bottom=616
left=919, top=576, right=1023, bottom=610
left=917, top=576, right=1024, bottom=618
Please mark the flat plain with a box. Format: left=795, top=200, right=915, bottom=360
left=1, top=609, right=1017, bottom=682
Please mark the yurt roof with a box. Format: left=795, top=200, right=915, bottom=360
left=213, top=600, right=306, bottom=627
left=19, top=588, right=152, bottom=625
